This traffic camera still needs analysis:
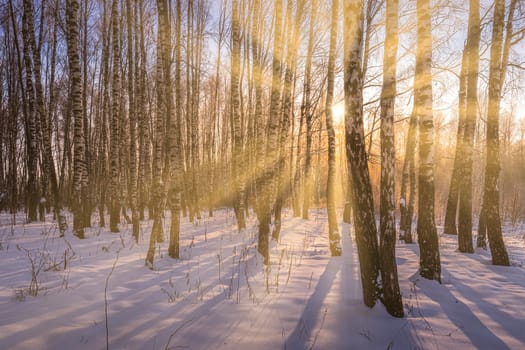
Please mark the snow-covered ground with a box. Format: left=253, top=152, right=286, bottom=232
left=0, top=209, right=524, bottom=349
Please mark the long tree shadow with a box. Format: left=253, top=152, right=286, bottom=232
left=451, top=275, right=525, bottom=344
left=458, top=252, right=525, bottom=287
left=284, top=258, right=341, bottom=349
left=418, top=274, right=510, bottom=349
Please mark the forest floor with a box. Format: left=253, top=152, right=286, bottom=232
left=0, top=208, right=524, bottom=349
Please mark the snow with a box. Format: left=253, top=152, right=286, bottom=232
left=0, top=210, right=524, bottom=349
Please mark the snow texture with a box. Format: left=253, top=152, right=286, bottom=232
left=0, top=210, right=524, bottom=349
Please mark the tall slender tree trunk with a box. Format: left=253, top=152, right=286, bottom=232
left=482, top=0, right=510, bottom=266
left=137, top=0, right=149, bottom=221
left=209, top=0, right=226, bottom=218
left=97, top=0, right=110, bottom=228
left=146, top=9, right=166, bottom=267
left=379, top=0, right=403, bottom=317
left=81, top=0, right=91, bottom=229
left=126, top=0, right=139, bottom=241
left=399, top=110, right=417, bottom=243
left=168, top=0, right=184, bottom=259
left=343, top=0, right=380, bottom=308
left=257, top=0, right=283, bottom=264
left=21, top=0, right=39, bottom=223
left=109, top=0, right=121, bottom=233
left=443, top=45, right=468, bottom=235
left=325, top=0, right=341, bottom=256
left=416, top=0, right=441, bottom=282
left=477, top=0, right=517, bottom=251
left=23, top=0, right=66, bottom=232
left=252, top=0, right=265, bottom=246
left=301, top=0, right=317, bottom=220
left=457, top=0, right=480, bottom=254
left=6, top=3, right=22, bottom=222
left=66, top=0, right=87, bottom=238
left=293, top=105, right=304, bottom=217
left=231, top=0, right=246, bottom=231
left=191, top=1, right=204, bottom=221
left=272, top=0, right=304, bottom=241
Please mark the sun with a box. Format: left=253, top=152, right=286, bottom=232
left=331, top=102, right=345, bottom=126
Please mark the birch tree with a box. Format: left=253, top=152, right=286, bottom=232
left=443, top=42, right=468, bottom=236
left=257, top=0, right=284, bottom=264
left=109, top=0, right=121, bottom=233
left=415, top=0, right=441, bottom=282
left=146, top=0, right=169, bottom=267
left=481, top=0, right=511, bottom=266
left=273, top=0, right=304, bottom=240
left=126, top=0, right=139, bottom=241
left=344, top=0, right=381, bottom=307
left=168, top=0, right=185, bottom=259
left=457, top=0, right=480, bottom=254
left=399, top=110, right=416, bottom=243
left=325, top=0, right=341, bottom=256
left=301, top=0, right=318, bottom=220
left=478, top=0, right=518, bottom=252
left=231, top=0, right=246, bottom=231
left=21, top=0, right=39, bottom=223
left=66, top=0, right=87, bottom=237
left=379, top=0, right=403, bottom=317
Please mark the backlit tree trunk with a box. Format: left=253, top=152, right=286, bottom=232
left=415, top=0, right=441, bottom=282
left=344, top=0, right=380, bottom=308
left=399, top=110, right=417, bottom=243
left=272, top=0, right=303, bottom=241
left=325, top=0, right=341, bottom=256
left=231, top=0, right=246, bottom=231
left=137, top=0, right=150, bottom=221
left=379, top=0, right=403, bottom=317
left=301, top=0, right=317, bottom=220
left=443, top=39, right=468, bottom=236
left=257, top=0, right=283, bottom=264
left=457, top=0, right=480, bottom=254
left=252, top=0, right=265, bottom=244
left=482, top=0, right=510, bottom=266
left=168, top=0, right=184, bottom=259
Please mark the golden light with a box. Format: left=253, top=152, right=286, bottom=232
left=331, top=102, right=345, bottom=126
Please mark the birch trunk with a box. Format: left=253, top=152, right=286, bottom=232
left=325, top=0, right=341, bottom=256
left=66, top=0, right=87, bottom=237
left=109, top=0, right=121, bottom=233
left=443, top=41, right=468, bottom=236
left=231, top=0, right=246, bottom=231
left=379, top=0, right=403, bottom=317
left=482, top=0, right=510, bottom=266
left=416, top=0, right=441, bottom=282
left=399, top=110, right=417, bottom=243
left=272, top=0, right=304, bottom=240
left=258, top=0, right=283, bottom=264
left=22, top=0, right=39, bottom=223
left=301, top=0, right=317, bottom=220
left=344, top=0, right=380, bottom=308
left=146, top=1, right=169, bottom=267
left=166, top=0, right=183, bottom=258
left=457, top=0, right=480, bottom=254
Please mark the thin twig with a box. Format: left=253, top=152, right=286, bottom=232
left=105, top=252, right=120, bottom=350
left=165, top=319, right=193, bottom=350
